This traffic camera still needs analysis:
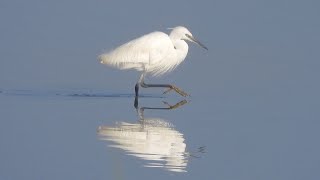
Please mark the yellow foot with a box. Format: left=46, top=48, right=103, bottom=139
left=163, top=85, right=189, bottom=97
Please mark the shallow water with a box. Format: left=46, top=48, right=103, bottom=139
left=1, top=87, right=319, bottom=180
left=1, top=0, right=320, bottom=179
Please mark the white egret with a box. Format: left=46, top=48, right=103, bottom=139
left=98, top=26, right=208, bottom=97
left=98, top=119, right=188, bottom=172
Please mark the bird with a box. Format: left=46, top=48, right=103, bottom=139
left=98, top=26, right=208, bottom=97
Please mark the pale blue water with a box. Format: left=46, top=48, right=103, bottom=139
left=1, top=86, right=319, bottom=179
left=1, top=0, right=320, bottom=179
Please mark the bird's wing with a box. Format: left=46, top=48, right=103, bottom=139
left=99, top=31, right=173, bottom=72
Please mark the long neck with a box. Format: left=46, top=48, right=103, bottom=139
left=171, top=38, right=189, bottom=64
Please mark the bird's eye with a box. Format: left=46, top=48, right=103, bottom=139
left=183, top=34, right=191, bottom=40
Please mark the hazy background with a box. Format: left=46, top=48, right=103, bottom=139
left=1, top=0, right=319, bottom=179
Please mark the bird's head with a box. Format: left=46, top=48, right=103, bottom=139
left=169, top=26, right=208, bottom=50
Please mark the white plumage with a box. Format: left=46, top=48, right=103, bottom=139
left=98, top=26, right=207, bottom=96
left=99, top=32, right=174, bottom=76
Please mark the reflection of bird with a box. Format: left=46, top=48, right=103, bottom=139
left=98, top=119, right=188, bottom=172
left=98, top=26, right=208, bottom=97
left=98, top=98, right=190, bottom=172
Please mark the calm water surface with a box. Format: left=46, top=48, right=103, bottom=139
left=1, top=87, right=319, bottom=180
left=1, top=0, right=320, bottom=179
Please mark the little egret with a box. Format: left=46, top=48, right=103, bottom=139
left=98, top=26, right=208, bottom=97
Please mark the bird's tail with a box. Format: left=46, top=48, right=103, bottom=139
left=98, top=53, right=137, bottom=70
left=98, top=54, right=108, bottom=64
left=98, top=53, right=122, bottom=67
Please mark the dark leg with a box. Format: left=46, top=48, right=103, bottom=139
left=141, top=81, right=189, bottom=97
left=135, top=72, right=189, bottom=97
left=135, top=83, right=139, bottom=97
left=134, top=95, right=188, bottom=120
left=134, top=73, right=145, bottom=97
left=134, top=95, right=138, bottom=109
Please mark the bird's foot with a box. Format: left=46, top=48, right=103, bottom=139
left=162, top=100, right=188, bottom=109
left=163, top=85, right=189, bottom=97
